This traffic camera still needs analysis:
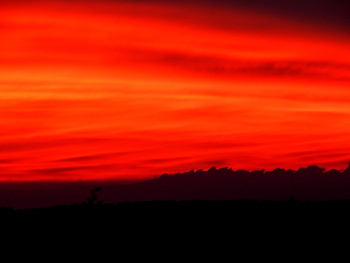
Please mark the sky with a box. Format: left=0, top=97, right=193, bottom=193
left=0, top=0, right=350, bottom=181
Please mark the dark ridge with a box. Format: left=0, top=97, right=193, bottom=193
left=2, top=163, right=350, bottom=209
left=103, top=163, right=350, bottom=204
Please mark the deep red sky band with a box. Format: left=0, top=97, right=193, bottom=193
left=1, top=0, right=350, bottom=181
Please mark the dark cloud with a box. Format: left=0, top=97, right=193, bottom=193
left=144, top=50, right=350, bottom=80
left=224, top=0, right=350, bottom=33
left=283, top=149, right=350, bottom=161
left=163, top=0, right=350, bottom=33
left=139, top=157, right=192, bottom=164
left=200, top=158, right=229, bottom=168
left=0, top=137, right=116, bottom=153
left=191, top=141, right=263, bottom=150
left=4, top=0, right=349, bottom=35
left=59, top=152, right=133, bottom=162
left=30, top=164, right=115, bottom=174
left=300, top=153, right=350, bottom=161
left=115, top=0, right=350, bottom=33
left=0, top=159, right=14, bottom=164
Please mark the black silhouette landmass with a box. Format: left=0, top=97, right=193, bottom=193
left=2, top=164, right=350, bottom=242
left=2, top=163, right=350, bottom=209
left=110, top=164, right=350, bottom=203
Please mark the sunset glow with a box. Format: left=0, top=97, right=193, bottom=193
left=1, top=0, right=350, bottom=180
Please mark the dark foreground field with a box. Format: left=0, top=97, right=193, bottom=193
left=3, top=199, right=350, bottom=227
left=3, top=200, right=349, bottom=253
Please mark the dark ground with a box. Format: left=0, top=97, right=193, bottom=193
left=3, top=200, right=348, bottom=253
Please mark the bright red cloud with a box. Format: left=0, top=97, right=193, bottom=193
left=0, top=0, right=350, bottom=181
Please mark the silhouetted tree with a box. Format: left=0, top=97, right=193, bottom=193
left=87, top=187, right=103, bottom=205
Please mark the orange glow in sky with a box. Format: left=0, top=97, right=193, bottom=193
left=1, top=0, right=350, bottom=180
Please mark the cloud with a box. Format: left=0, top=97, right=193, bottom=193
left=0, top=159, right=14, bottom=164
left=224, top=0, right=350, bottom=34
left=152, top=0, right=349, bottom=35
left=0, top=137, right=114, bottom=153
left=146, top=50, right=350, bottom=80
left=59, top=152, right=135, bottom=162
left=2, top=0, right=349, bottom=83
left=138, top=157, right=191, bottom=165
left=30, top=164, right=115, bottom=174
left=279, top=148, right=350, bottom=169
left=110, top=0, right=350, bottom=33
left=283, top=149, right=349, bottom=158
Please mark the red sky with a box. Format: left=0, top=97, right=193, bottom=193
left=1, top=0, right=350, bottom=181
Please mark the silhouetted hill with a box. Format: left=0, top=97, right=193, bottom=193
left=2, top=163, right=350, bottom=208
left=106, top=164, right=350, bottom=203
